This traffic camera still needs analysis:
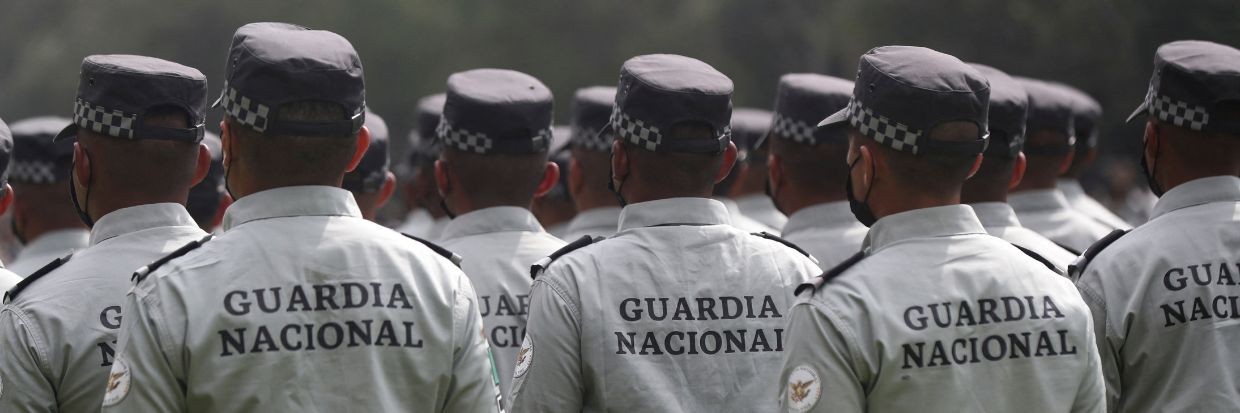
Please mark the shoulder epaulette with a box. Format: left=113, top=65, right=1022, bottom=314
left=751, top=232, right=819, bottom=265
left=795, top=251, right=866, bottom=297
left=530, top=235, right=601, bottom=280
left=1051, top=241, right=1082, bottom=256
left=1010, top=243, right=1063, bottom=275
left=4, top=252, right=73, bottom=303
left=402, top=233, right=463, bottom=267
left=1067, top=229, right=1130, bottom=280
left=132, top=234, right=214, bottom=284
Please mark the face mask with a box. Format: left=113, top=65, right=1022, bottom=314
left=1139, top=137, right=1164, bottom=197
left=69, top=150, right=94, bottom=228
left=607, top=163, right=628, bottom=208
left=439, top=198, right=456, bottom=220
left=845, top=155, right=877, bottom=227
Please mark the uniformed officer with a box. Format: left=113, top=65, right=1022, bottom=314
left=395, top=93, right=450, bottom=239
left=5, top=116, right=90, bottom=275
left=531, top=126, right=577, bottom=238
left=963, top=64, right=1077, bottom=271
left=343, top=109, right=396, bottom=221
left=1074, top=40, right=1240, bottom=412
left=779, top=46, right=1104, bottom=412
left=433, top=68, right=567, bottom=398
left=185, top=131, right=228, bottom=232
left=0, top=54, right=213, bottom=412
left=712, top=109, right=777, bottom=236
left=510, top=54, right=821, bottom=412
left=1009, top=77, right=1112, bottom=252
left=766, top=73, right=868, bottom=269
left=0, top=117, right=22, bottom=291
left=559, top=86, right=622, bottom=241
left=103, top=23, right=499, bottom=412
left=726, top=108, right=787, bottom=232
left=1058, top=85, right=1133, bottom=229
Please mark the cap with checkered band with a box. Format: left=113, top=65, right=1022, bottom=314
left=0, top=118, right=12, bottom=186
left=439, top=69, right=554, bottom=155
left=602, top=54, right=734, bottom=154
left=570, top=86, right=616, bottom=152
left=1061, top=84, right=1102, bottom=149
left=770, top=73, right=853, bottom=146
left=819, top=46, right=990, bottom=156
left=731, top=108, right=772, bottom=163
left=53, top=55, right=207, bottom=143
left=212, top=22, right=366, bottom=138
left=1013, top=77, right=1077, bottom=156
left=343, top=110, right=391, bottom=193
left=1125, top=40, right=1240, bottom=135
left=11, top=117, right=74, bottom=184
left=970, top=64, right=1027, bottom=159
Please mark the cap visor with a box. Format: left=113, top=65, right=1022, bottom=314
left=817, top=107, right=849, bottom=129
left=210, top=89, right=226, bottom=109
left=1124, top=100, right=1150, bottom=124
left=52, top=123, right=78, bottom=143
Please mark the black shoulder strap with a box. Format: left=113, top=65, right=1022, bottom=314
left=795, top=251, right=866, bottom=297
left=402, top=233, right=463, bottom=268
left=530, top=235, right=601, bottom=280
left=1011, top=243, right=1063, bottom=275
left=751, top=231, right=819, bottom=265
left=1068, top=229, right=1130, bottom=280
left=1051, top=241, right=1082, bottom=256
left=132, top=234, right=214, bottom=284
left=4, top=253, right=73, bottom=303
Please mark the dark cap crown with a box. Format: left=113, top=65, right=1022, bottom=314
left=55, top=54, right=208, bottom=143
left=11, top=116, right=74, bottom=184
left=439, top=69, right=554, bottom=155
left=771, top=73, right=853, bottom=145
left=1060, top=84, right=1102, bottom=148
left=1126, top=40, right=1240, bottom=134
left=570, top=86, right=616, bottom=152
left=970, top=64, right=1027, bottom=158
left=607, top=54, right=734, bottom=154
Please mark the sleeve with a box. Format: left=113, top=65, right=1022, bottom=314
left=0, top=306, right=57, bottom=412
left=440, top=274, right=503, bottom=413
left=507, top=276, right=583, bottom=413
left=101, top=285, right=187, bottom=412
left=1071, top=305, right=1108, bottom=413
left=1075, top=273, right=1121, bottom=413
left=778, top=300, right=867, bottom=413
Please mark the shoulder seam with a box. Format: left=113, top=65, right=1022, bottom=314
left=751, top=232, right=819, bottom=265
left=401, top=233, right=463, bottom=267
left=0, top=305, right=56, bottom=377
left=530, top=235, right=600, bottom=280
left=4, top=253, right=73, bottom=302
left=132, top=234, right=214, bottom=284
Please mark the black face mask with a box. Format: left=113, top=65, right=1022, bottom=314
left=439, top=198, right=456, bottom=220
left=69, top=150, right=94, bottom=228
left=1140, top=137, right=1164, bottom=197
left=607, top=164, right=628, bottom=208
left=845, top=155, right=877, bottom=227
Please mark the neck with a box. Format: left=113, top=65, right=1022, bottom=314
left=573, top=189, right=620, bottom=212
left=623, top=185, right=713, bottom=205
left=88, top=192, right=186, bottom=222
left=778, top=186, right=844, bottom=215
left=873, top=189, right=960, bottom=220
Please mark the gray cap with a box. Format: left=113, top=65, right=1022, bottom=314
left=730, top=108, right=772, bottom=162
left=970, top=64, right=1027, bottom=159
left=343, top=110, right=391, bottom=193
left=213, top=22, right=366, bottom=137
left=439, top=69, right=554, bottom=154
left=570, top=86, right=616, bottom=152
left=604, top=54, right=734, bottom=154
left=820, top=46, right=989, bottom=156
left=11, top=116, right=74, bottom=184
left=1061, top=85, right=1102, bottom=149
left=1126, top=40, right=1240, bottom=134
left=770, top=73, right=853, bottom=146
left=54, top=54, right=208, bottom=143
left=1014, top=77, right=1077, bottom=155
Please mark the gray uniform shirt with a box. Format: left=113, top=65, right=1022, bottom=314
left=560, top=207, right=621, bottom=242
left=102, top=186, right=500, bottom=413
left=1010, top=188, right=1113, bottom=252
left=0, top=267, right=20, bottom=292
left=8, top=228, right=91, bottom=276
left=1075, top=176, right=1240, bottom=413
left=509, top=197, right=820, bottom=412
left=717, top=197, right=778, bottom=235
left=736, top=194, right=788, bottom=231
left=439, top=206, right=566, bottom=398
left=779, top=205, right=1104, bottom=413
left=1060, top=179, right=1132, bottom=231
left=0, top=203, right=206, bottom=412
left=971, top=202, right=1078, bottom=273
left=780, top=201, right=868, bottom=270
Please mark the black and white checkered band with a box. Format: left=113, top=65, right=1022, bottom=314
left=1150, top=94, right=1209, bottom=131
left=610, top=108, right=662, bottom=151
left=9, top=161, right=59, bottom=184
left=73, top=99, right=137, bottom=139
left=219, top=82, right=271, bottom=133
left=846, top=99, right=923, bottom=154
left=571, top=125, right=610, bottom=151
left=771, top=112, right=816, bottom=145
left=436, top=116, right=552, bottom=154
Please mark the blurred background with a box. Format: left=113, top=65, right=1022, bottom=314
left=0, top=0, right=1237, bottom=224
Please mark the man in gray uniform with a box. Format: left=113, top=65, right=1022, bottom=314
left=396, top=93, right=450, bottom=239
left=1009, top=77, right=1112, bottom=252
left=727, top=108, right=787, bottom=231
left=780, top=46, right=1103, bottom=412
left=1059, top=85, right=1132, bottom=230
left=343, top=109, right=396, bottom=221
left=5, top=116, right=90, bottom=275
left=510, top=54, right=821, bottom=412
left=767, top=73, right=867, bottom=269
left=0, top=118, right=23, bottom=291
left=185, top=131, right=228, bottom=232
left=1074, top=40, right=1240, bottom=413
left=0, top=54, right=213, bottom=412
left=963, top=64, right=1077, bottom=272
left=560, top=86, right=622, bottom=241
left=103, top=23, right=499, bottom=412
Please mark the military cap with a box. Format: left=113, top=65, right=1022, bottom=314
left=820, top=46, right=989, bottom=155
left=343, top=110, right=391, bottom=193
left=770, top=73, right=853, bottom=146
left=10, top=116, right=74, bottom=184
left=0, top=118, right=12, bottom=186
left=213, top=22, right=366, bottom=137
left=604, top=54, right=734, bottom=154
left=1061, top=85, right=1102, bottom=149
left=970, top=64, right=1028, bottom=158
left=54, top=55, right=208, bottom=143
left=730, top=108, right=772, bottom=163
left=1126, top=40, right=1240, bottom=134
left=438, top=69, right=554, bottom=155
left=1013, top=77, right=1077, bottom=155
left=404, top=93, right=446, bottom=173
left=186, top=131, right=224, bottom=224
left=569, top=86, right=617, bottom=152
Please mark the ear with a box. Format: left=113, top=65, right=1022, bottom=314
left=344, top=126, right=371, bottom=173
left=434, top=158, right=451, bottom=197
left=1144, top=120, right=1160, bottom=163
left=73, top=142, right=91, bottom=187
left=965, top=153, right=984, bottom=180
left=1057, top=143, right=1076, bottom=175
left=210, top=193, right=232, bottom=230
left=567, top=158, right=585, bottom=200
left=0, top=184, right=13, bottom=216
left=533, top=161, right=561, bottom=197
left=857, top=143, right=874, bottom=185
left=220, top=120, right=233, bottom=170
left=611, top=141, right=629, bottom=183
left=376, top=171, right=397, bottom=209
left=190, top=143, right=212, bottom=187
left=713, top=142, right=739, bottom=184
left=767, top=153, right=783, bottom=192
left=1008, top=152, right=1028, bottom=190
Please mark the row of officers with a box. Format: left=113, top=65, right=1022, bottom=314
left=0, top=21, right=1235, bottom=413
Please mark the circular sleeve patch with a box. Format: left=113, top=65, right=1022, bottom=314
left=513, top=335, right=534, bottom=379
left=102, top=358, right=131, bottom=407
left=786, top=364, right=821, bottom=412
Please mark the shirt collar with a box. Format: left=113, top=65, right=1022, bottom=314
left=782, top=201, right=857, bottom=234
left=223, top=186, right=362, bottom=231
left=566, top=206, right=620, bottom=233
left=863, top=204, right=986, bottom=253
left=618, top=197, right=731, bottom=231
left=968, top=202, right=1023, bottom=229
left=1151, top=176, right=1240, bottom=220
left=1007, top=188, right=1071, bottom=213
left=90, top=203, right=199, bottom=246
left=18, top=228, right=90, bottom=257
left=439, top=206, right=545, bottom=240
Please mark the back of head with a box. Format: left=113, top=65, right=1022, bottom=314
left=963, top=64, right=1028, bottom=202
left=9, top=116, right=83, bottom=231
left=715, top=108, right=771, bottom=196
left=1061, top=84, right=1103, bottom=177
left=768, top=73, right=854, bottom=198
left=343, top=109, right=391, bottom=194
left=186, top=131, right=225, bottom=229
left=1011, top=77, right=1078, bottom=189
left=567, top=86, right=618, bottom=207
